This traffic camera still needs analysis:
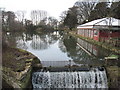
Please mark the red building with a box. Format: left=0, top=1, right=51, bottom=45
left=77, top=17, right=120, bottom=42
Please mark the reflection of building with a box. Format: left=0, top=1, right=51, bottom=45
left=77, top=17, right=120, bottom=42
left=77, top=38, right=98, bottom=56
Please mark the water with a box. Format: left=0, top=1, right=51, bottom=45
left=32, top=68, right=108, bottom=88
left=7, top=31, right=113, bottom=67
left=5, top=31, right=113, bottom=88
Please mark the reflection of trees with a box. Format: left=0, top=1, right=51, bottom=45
left=30, top=35, right=48, bottom=50
left=30, top=31, right=60, bottom=50
left=59, top=38, right=67, bottom=53
left=17, top=40, right=28, bottom=50
left=63, top=35, right=77, bottom=57
left=59, top=35, right=102, bottom=65
left=5, top=31, right=33, bottom=50
left=5, top=31, right=61, bottom=50
left=59, top=35, right=79, bottom=59
left=16, top=33, right=28, bottom=50
left=4, top=32, right=23, bottom=48
left=24, top=30, right=34, bottom=41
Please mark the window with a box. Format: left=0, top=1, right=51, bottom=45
left=94, top=30, right=98, bottom=35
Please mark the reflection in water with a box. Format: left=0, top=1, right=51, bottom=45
left=77, top=38, right=112, bottom=58
left=30, top=35, right=49, bottom=50
left=59, top=35, right=105, bottom=66
left=16, top=31, right=61, bottom=50
left=5, top=31, right=115, bottom=67
left=4, top=32, right=23, bottom=48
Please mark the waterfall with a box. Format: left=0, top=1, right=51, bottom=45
left=32, top=68, right=108, bottom=89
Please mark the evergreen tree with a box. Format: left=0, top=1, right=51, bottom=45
left=63, top=6, right=78, bottom=30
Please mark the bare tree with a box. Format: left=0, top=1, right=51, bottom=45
left=31, top=10, right=47, bottom=25
left=38, top=17, right=47, bottom=26
left=59, top=11, right=67, bottom=23
left=47, top=17, right=58, bottom=29
left=15, top=10, right=26, bottom=25
left=74, top=0, right=97, bottom=23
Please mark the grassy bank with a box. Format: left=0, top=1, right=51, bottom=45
left=69, top=31, right=120, bottom=54
left=2, top=47, right=42, bottom=89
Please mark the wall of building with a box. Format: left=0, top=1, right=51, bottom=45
left=100, top=31, right=120, bottom=38
left=78, top=28, right=120, bottom=43
left=99, top=30, right=120, bottom=42
left=77, top=28, right=100, bottom=41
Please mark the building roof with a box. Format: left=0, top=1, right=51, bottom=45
left=77, top=17, right=120, bottom=30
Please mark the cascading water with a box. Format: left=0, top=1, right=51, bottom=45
left=32, top=68, right=108, bottom=89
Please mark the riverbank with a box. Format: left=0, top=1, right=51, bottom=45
left=69, top=31, right=120, bottom=54
left=2, top=47, right=42, bottom=89
left=69, top=31, right=120, bottom=89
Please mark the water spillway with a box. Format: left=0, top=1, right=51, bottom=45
left=32, top=68, right=108, bottom=88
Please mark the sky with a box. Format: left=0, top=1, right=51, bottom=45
left=0, top=0, right=78, bottom=20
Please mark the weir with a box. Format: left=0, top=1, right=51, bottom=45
left=32, top=68, right=108, bottom=88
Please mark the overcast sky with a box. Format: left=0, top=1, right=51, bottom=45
left=0, top=0, right=78, bottom=20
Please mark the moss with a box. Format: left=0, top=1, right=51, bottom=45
left=105, top=54, right=119, bottom=60
left=25, top=59, right=33, bottom=63
left=110, top=54, right=119, bottom=58
left=18, top=49, right=27, bottom=52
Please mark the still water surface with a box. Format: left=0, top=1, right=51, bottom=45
left=6, top=31, right=114, bottom=67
